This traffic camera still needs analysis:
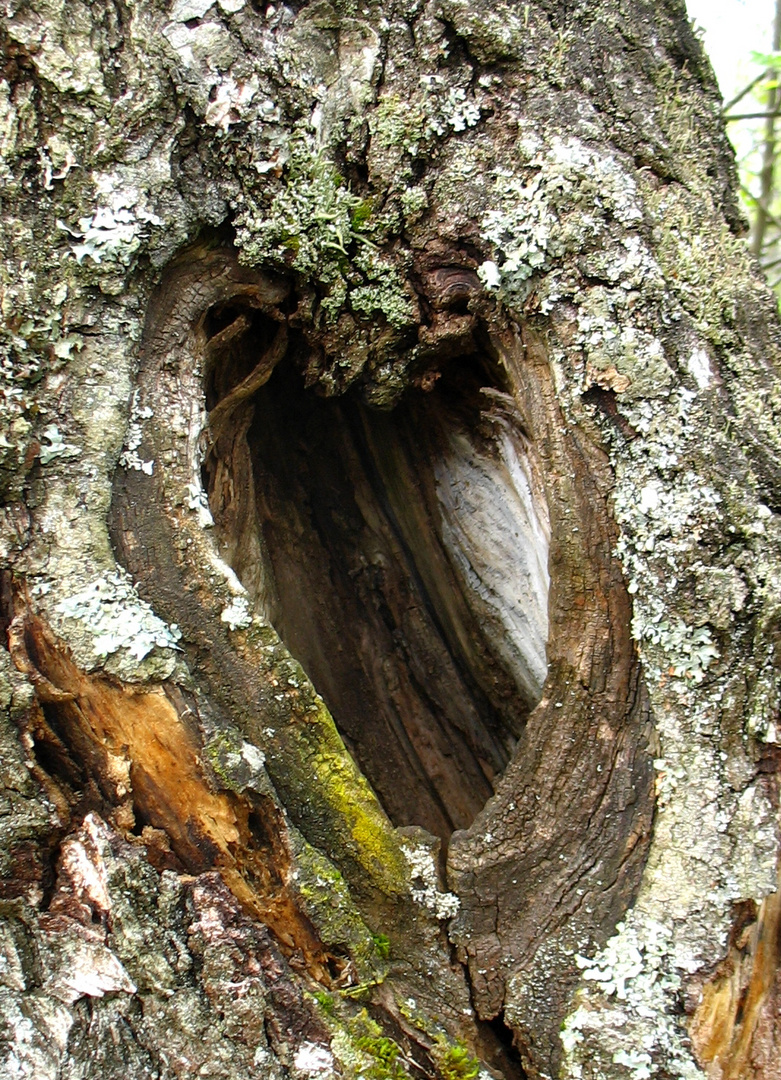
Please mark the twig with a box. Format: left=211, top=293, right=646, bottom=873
left=724, top=110, right=781, bottom=122
left=759, top=252, right=781, bottom=272
left=722, top=72, right=768, bottom=114
left=207, top=324, right=288, bottom=434
left=740, top=184, right=781, bottom=237
left=750, top=0, right=781, bottom=258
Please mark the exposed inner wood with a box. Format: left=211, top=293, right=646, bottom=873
left=7, top=607, right=337, bottom=985
left=444, top=325, right=657, bottom=1075
left=691, top=886, right=781, bottom=1080
left=203, top=317, right=550, bottom=840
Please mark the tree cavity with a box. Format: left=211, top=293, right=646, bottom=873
left=202, top=303, right=550, bottom=841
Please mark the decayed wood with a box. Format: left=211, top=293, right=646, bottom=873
left=7, top=603, right=336, bottom=984
left=691, top=881, right=781, bottom=1079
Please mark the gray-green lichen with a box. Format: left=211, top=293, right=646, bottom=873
left=465, top=107, right=781, bottom=1077
left=560, top=914, right=704, bottom=1080
left=233, top=135, right=417, bottom=356
left=55, top=571, right=182, bottom=675
left=400, top=829, right=460, bottom=922
left=234, top=140, right=369, bottom=279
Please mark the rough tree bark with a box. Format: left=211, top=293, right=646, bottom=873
left=1, top=1, right=780, bottom=1078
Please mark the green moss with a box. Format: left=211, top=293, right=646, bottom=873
left=432, top=1038, right=480, bottom=1080
left=349, top=1012, right=411, bottom=1080
left=292, top=830, right=390, bottom=982
left=355, top=1035, right=407, bottom=1079
left=330, top=1010, right=481, bottom=1080
left=371, top=932, right=391, bottom=960
left=325, top=1009, right=417, bottom=1080
left=650, top=64, right=718, bottom=190
left=311, top=988, right=337, bottom=1016
left=302, top=698, right=410, bottom=894
left=369, top=95, right=428, bottom=156
left=351, top=197, right=375, bottom=230
left=395, top=1000, right=482, bottom=1080
left=234, top=629, right=410, bottom=901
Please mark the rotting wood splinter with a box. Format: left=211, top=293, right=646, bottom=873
left=6, top=596, right=339, bottom=986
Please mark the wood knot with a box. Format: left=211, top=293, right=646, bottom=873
left=425, top=267, right=482, bottom=311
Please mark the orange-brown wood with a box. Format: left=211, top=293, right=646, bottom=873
left=8, top=609, right=333, bottom=983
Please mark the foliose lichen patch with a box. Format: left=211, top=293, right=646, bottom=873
left=55, top=571, right=182, bottom=677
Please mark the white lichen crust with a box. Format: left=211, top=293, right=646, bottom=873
left=401, top=831, right=460, bottom=922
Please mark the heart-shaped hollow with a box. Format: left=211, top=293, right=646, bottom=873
left=202, top=302, right=550, bottom=841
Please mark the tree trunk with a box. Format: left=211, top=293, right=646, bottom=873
left=1, top=1, right=780, bottom=1078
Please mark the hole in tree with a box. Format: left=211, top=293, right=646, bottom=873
left=487, top=1013, right=528, bottom=1080
left=203, top=308, right=550, bottom=842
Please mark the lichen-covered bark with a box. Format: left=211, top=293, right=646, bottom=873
left=1, top=1, right=781, bottom=1079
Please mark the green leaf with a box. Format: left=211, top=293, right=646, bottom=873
left=750, top=49, right=781, bottom=69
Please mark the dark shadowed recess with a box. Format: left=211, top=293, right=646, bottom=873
left=202, top=302, right=551, bottom=842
